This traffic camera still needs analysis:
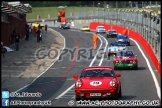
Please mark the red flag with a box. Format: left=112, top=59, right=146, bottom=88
left=122, top=29, right=128, bottom=35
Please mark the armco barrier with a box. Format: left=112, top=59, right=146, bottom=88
left=90, top=22, right=161, bottom=75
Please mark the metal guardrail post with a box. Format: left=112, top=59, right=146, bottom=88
left=146, top=30, right=148, bottom=41
left=143, top=26, right=145, bottom=39
left=160, top=45, right=161, bottom=62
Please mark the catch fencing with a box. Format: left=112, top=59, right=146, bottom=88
left=65, top=10, right=161, bottom=62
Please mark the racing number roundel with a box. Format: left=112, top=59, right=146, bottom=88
left=90, top=81, right=102, bottom=86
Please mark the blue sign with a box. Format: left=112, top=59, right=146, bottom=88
left=2, top=99, right=9, bottom=106
left=2, top=91, right=9, bottom=98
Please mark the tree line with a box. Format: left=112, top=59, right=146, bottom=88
left=21, top=1, right=160, bottom=8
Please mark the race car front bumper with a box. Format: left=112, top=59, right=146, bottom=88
left=75, top=89, right=118, bottom=99
left=117, top=41, right=130, bottom=46
left=114, top=63, right=137, bottom=69
left=108, top=52, right=117, bottom=56
left=107, top=34, right=117, bottom=37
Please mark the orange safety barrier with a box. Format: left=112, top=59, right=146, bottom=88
left=61, top=17, right=66, bottom=23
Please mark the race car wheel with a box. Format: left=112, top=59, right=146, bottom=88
left=75, top=94, right=81, bottom=101
left=114, top=66, right=117, bottom=70
left=118, top=86, right=122, bottom=98
left=134, top=65, right=138, bottom=70
left=113, top=89, right=118, bottom=100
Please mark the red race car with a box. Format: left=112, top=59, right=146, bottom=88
left=72, top=66, right=122, bottom=100
left=113, top=50, right=138, bottom=70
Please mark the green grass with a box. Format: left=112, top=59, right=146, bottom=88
left=26, top=6, right=95, bottom=20
left=26, top=6, right=160, bottom=21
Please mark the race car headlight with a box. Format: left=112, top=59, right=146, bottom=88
left=133, top=60, right=136, bottom=64
left=110, top=80, right=116, bottom=86
left=76, top=81, right=82, bottom=87
left=115, top=60, right=119, bottom=64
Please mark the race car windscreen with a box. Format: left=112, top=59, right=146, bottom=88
left=117, top=51, right=134, bottom=57
left=118, top=35, right=128, bottom=39
left=80, top=69, right=115, bottom=77
left=110, top=43, right=125, bottom=47
left=108, top=31, right=116, bottom=33
left=97, top=27, right=104, bottom=29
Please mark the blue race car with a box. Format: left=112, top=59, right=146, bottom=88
left=107, top=43, right=127, bottom=56
left=96, top=26, right=106, bottom=33
left=115, top=34, right=130, bottom=46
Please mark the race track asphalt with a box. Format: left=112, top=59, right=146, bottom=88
left=9, top=28, right=161, bottom=107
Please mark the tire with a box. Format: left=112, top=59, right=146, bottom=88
left=75, top=94, right=81, bottom=101
left=113, top=89, right=118, bottom=100
left=107, top=35, right=109, bottom=38
left=134, top=65, right=138, bottom=70
left=118, top=85, right=122, bottom=98
left=114, top=66, right=117, bottom=70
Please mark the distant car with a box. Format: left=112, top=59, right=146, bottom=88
left=106, top=30, right=118, bottom=38
left=80, top=26, right=90, bottom=31
left=107, top=43, right=127, bottom=56
left=73, top=66, right=122, bottom=100
left=32, top=22, right=44, bottom=28
left=113, top=50, right=138, bottom=70
left=115, top=34, right=130, bottom=46
left=59, top=24, right=70, bottom=29
left=96, top=26, right=106, bottom=33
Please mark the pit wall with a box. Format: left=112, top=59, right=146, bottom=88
left=89, top=22, right=161, bottom=75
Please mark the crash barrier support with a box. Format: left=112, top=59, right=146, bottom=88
left=89, top=22, right=161, bottom=75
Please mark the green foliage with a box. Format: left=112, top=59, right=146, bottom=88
left=25, top=2, right=160, bottom=21
left=21, top=1, right=160, bottom=8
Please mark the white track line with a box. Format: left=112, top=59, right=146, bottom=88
left=98, top=34, right=108, bottom=66
left=55, top=84, right=75, bottom=99
left=55, top=32, right=107, bottom=99
left=14, top=29, right=66, bottom=93
left=130, top=38, right=161, bottom=99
